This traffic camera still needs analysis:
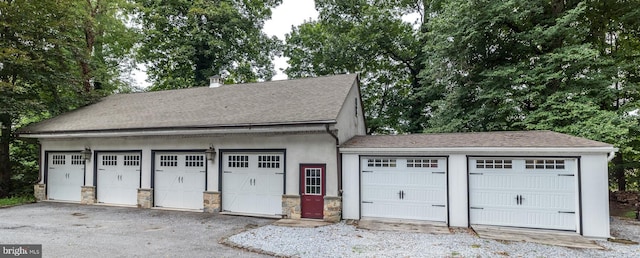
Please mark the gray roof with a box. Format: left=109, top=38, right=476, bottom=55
left=341, top=131, right=613, bottom=148
left=21, top=74, right=358, bottom=134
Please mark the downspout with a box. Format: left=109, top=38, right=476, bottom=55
left=324, top=124, right=342, bottom=196
left=607, top=150, right=616, bottom=162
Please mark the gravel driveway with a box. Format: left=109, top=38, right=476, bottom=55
left=228, top=218, right=640, bottom=257
left=0, top=202, right=274, bottom=257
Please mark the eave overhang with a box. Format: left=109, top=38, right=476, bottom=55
left=19, top=120, right=337, bottom=139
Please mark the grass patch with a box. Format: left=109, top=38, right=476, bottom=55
left=623, top=210, right=638, bottom=219
left=0, top=196, right=35, bottom=207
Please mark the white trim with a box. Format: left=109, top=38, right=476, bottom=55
left=21, top=124, right=336, bottom=139
left=339, top=147, right=617, bottom=155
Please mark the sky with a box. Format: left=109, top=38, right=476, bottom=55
left=131, top=0, right=318, bottom=88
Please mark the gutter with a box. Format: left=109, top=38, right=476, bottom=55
left=607, top=150, right=616, bottom=162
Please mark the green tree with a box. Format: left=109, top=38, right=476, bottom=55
left=285, top=0, right=442, bottom=133
left=135, top=0, right=282, bottom=90
left=0, top=0, right=137, bottom=197
left=421, top=0, right=640, bottom=190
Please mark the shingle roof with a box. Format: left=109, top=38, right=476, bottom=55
left=341, top=131, right=613, bottom=148
left=20, top=74, right=358, bottom=134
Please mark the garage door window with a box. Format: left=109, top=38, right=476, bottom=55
left=185, top=155, right=204, bottom=167
left=228, top=155, right=248, bottom=168
left=476, top=159, right=512, bottom=169
left=367, top=158, right=396, bottom=167
left=102, top=155, right=117, bottom=166
left=525, top=159, right=565, bottom=169
left=407, top=159, right=438, bottom=168
left=52, top=154, right=65, bottom=165
left=71, top=155, right=84, bottom=165
left=258, top=155, right=280, bottom=168
left=160, top=155, right=178, bottom=167
left=124, top=155, right=140, bottom=166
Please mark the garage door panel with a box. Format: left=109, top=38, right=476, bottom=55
left=154, top=153, right=205, bottom=210
left=471, top=208, right=575, bottom=230
left=361, top=157, right=448, bottom=222
left=362, top=201, right=446, bottom=221
left=96, top=153, right=141, bottom=206
left=469, top=158, right=577, bottom=231
left=221, top=152, right=284, bottom=216
left=47, top=153, right=84, bottom=202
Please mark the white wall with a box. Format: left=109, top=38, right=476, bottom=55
left=580, top=153, right=611, bottom=238
left=341, top=153, right=360, bottom=219
left=39, top=132, right=340, bottom=197
left=448, top=154, right=468, bottom=227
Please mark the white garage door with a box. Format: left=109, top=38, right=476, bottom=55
left=97, top=152, right=141, bottom=205
left=47, top=152, right=85, bottom=202
left=469, top=158, right=577, bottom=231
left=154, top=152, right=206, bottom=210
left=222, top=152, right=284, bottom=216
left=361, top=157, right=447, bottom=222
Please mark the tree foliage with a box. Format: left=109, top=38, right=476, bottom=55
left=421, top=0, right=640, bottom=190
left=285, top=0, right=439, bottom=133
left=0, top=0, right=137, bottom=197
left=136, top=0, right=282, bottom=90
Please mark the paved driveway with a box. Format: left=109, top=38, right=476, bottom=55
left=0, top=202, right=274, bottom=257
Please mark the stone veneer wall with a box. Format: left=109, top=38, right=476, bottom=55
left=80, top=186, right=96, bottom=204
left=323, top=196, right=342, bottom=222
left=34, top=184, right=46, bottom=201
left=203, top=191, right=221, bottom=213
left=137, top=188, right=153, bottom=208
left=282, top=195, right=301, bottom=219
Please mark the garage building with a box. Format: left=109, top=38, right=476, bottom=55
left=341, top=132, right=615, bottom=238
left=20, top=74, right=615, bottom=239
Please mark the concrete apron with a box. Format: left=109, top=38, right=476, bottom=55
left=273, top=219, right=334, bottom=228
left=357, top=218, right=451, bottom=234
left=472, top=225, right=604, bottom=250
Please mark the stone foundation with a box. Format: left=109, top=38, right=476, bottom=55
left=282, top=195, right=301, bottom=219
left=203, top=191, right=221, bottom=213
left=323, top=196, right=342, bottom=222
left=34, top=184, right=46, bottom=201
left=137, top=188, right=153, bottom=208
left=80, top=186, right=96, bottom=204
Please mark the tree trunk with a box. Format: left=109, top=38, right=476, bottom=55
left=0, top=114, right=12, bottom=197
left=613, top=151, right=626, bottom=191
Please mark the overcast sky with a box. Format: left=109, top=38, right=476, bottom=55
left=131, top=0, right=318, bottom=88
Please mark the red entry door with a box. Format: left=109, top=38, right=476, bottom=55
left=300, top=164, right=325, bottom=219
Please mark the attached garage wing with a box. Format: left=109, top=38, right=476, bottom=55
left=221, top=152, right=284, bottom=216
left=47, top=152, right=85, bottom=202
left=469, top=158, right=578, bottom=231
left=361, top=157, right=448, bottom=222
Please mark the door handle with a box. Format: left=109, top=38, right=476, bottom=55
left=401, top=190, right=405, bottom=199
left=515, top=195, right=519, bottom=205
left=398, top=190, right=402, bottom=199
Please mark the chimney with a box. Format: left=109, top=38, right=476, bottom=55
left=209, top=75, right=222, bottom=88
